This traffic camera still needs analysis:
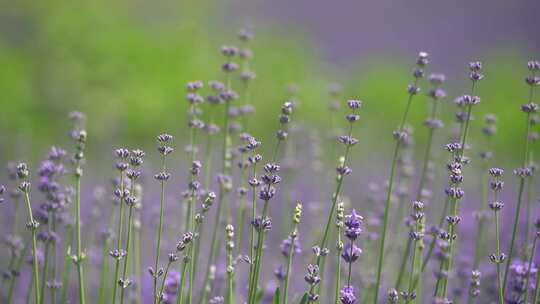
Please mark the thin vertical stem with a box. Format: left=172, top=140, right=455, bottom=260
left=283, top=223, right=299, bottom=304
left=503, top=74, right=536, bottom=291
left=39, top=211, right=51, bottom=304
left=373, top=80, right=418, bottom=304
left=494, top=210, right=504, bottom=304
left=153, top=155, right=166, bottom=304
left=74, top=170, right=86, bottom=304
left=24, top=190, right=41, bottom=304
left=502, top=114, right=531, bottom=292
left=112, top=174, right=125, bottom=304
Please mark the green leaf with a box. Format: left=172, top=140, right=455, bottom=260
left=299, top=293, right=308, bottom=304
left=273, top=287, right=281, bottom=304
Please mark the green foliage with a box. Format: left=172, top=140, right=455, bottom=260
left=1, top=0, right=536, bottom=162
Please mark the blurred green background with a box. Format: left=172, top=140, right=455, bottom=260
left=1, top=0, right=537, bottom=164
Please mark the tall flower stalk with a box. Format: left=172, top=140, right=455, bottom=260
left=373, top=52, right=429, bottom=304
left=119, top=149, right=145, bottom=304
left=182, top=80, right=205, bottom=304
left=395, top=73, right=446, bottom=292
left=234, top=32, right=256, bottom=251
left=200, top=45, right=239, bottom=303
left=333, top=202, right=345, bottom=304
left=225, top=224, right=235, bottom=304
left=404, top=201, right=426, bottom=303
left=151, top=133, right=174, bottom=304
left=247, top=101, right=293, bottom=303
left=65, top=111, right=88, bottom=304
left=17, top=163, right=41, bottom=304
left=466, top=114, right=497, bottom=303
left=282, top=203, right=303, bottom=304
left=442, top=62, right=483, bottom=298
left=312, top=99, right=361, bottom=303
left=177, top=160, right=203, bottom=304
left=487, top=168, right=505, bottom=304
left=111, top=148, right=130, bottom=304
left=502, top=61, right=539, bottom=292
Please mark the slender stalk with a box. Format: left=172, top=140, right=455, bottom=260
left=199, top=87, right=232, bottom=304
left=133, top=205, right=143, bottom=304
left=246, top=157, right=259, bottom=301
left=494, top=210, right=504, bottom=304
left=396, top=84, right=442, bottom=292
left=186, top=125, right=199, bottom=304
left=158, top=260, right=174, bottom=298
left=248, top=201, right=270, bottom=303
left=39, top=211, right=51, bottom=304
left=314, top=112, right=356, bottom=299
left=49, top=212, right=58, bottom=304
left=502, top=112, right=531, bottom=292
left=23, top=189, right=41, bottom=304
left=112, top=173, right=126, bottom=304
left=225, top=225, right=235, bottom=304
left=282, top=204, right=302, bottom=304
left=97, top=198, right=117, bottom=303
left=26, top=268, right=35, bottom=304
left=334, top=235, right=342, bottom=304
left=248, top=134, right=284, bottom=303
left=59, top=239, right=72, bottom=304
left=503, top=71, right=536, bottom=291
left=153, top=159, right=166, bottom=304
left=119, top=199, right=134, bottom=304
left=373, top=78, right=418, bottom=304
left=523, top=149, right=534, bottom=258
left=98, top=232, right=113, bottom=303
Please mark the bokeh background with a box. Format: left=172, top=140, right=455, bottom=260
left=1, top=0, right=540, bottom=164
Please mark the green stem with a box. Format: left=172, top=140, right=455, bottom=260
left=248, top=201, right=270, bottom=303
left=334, top=237, right=342, bottom=304
left=120, top=204, right=134, bottom=304
left=39, top=212, right=51, bottom=304
left=74, top=169, right=86, bottom=304
left=314, top=118, right=355, bottom=300
left=159, top=261, right=173, bottom=298
left=59, top=234, right=73, bottom=304
left=282, top=225, right=298, bottom=304
left=23, top=190, right=41, bottom=304
left=373, top=83, right=417, bottom=304
left=49, top=213, right=58, bottom=304
left=503, top=84, right=534, bottom=293
left=494, top=210, right=504, bottom=304
left=199, top=97, right=232, bottom=304
left=246, top=160, right=259, bottom=302
left=502, top=175, right=526, bottom=293
left=523, top=166, right=534, bottom=259
left=153, top=155, right=167, bottom=304
left=112, top=173, right=125, bottom=304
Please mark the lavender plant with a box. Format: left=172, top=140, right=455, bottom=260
left=312, top=99, right=362, bottom=302
left=502, top=61, right=539, bottom=293
left=373, top=52, right=428, bottom=304
left=151, top=133, right=174, bottom=304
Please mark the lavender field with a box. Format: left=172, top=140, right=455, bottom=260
left=1, top=2, right=540, bottom=304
